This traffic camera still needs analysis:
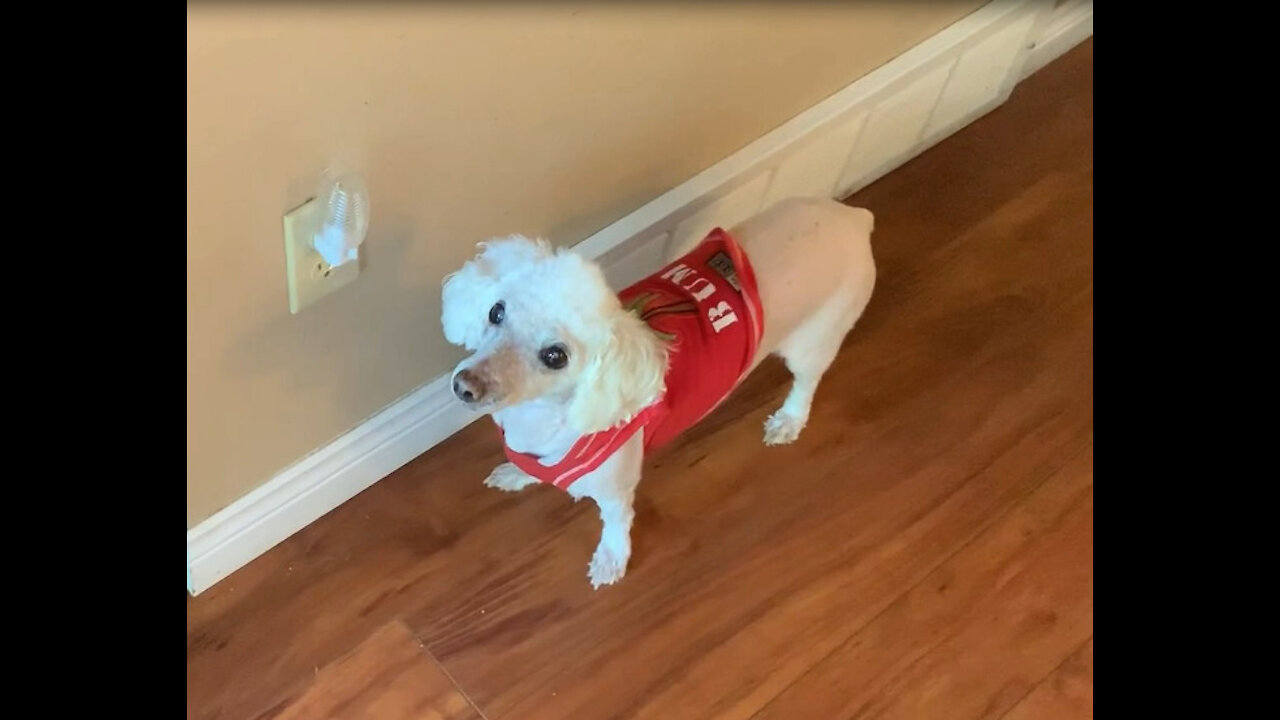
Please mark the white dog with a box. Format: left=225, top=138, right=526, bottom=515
left=441, top=197, right=876, bottom=588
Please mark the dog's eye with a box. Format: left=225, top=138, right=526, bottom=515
left=488, top=302, right=505, bottom=325
left=539, top=344, right=569, bottom=370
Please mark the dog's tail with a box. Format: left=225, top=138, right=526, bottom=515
left=838, top=204, right=876, bottom=293
left=842, top=205, right=875, bottom=238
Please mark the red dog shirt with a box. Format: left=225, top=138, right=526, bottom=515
left=501, top=227, right=765, bottom=490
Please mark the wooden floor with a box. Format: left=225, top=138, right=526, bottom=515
left=187, top=40, right=1093, bottom=720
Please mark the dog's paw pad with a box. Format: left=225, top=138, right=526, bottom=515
left=587, top=546, right=628, bottom=589
left=484, top=463, right=537, bottom=492
left=763, top=412, right=805, bottom=446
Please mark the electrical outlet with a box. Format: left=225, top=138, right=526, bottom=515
left=282, top=197, right=360, bottom=314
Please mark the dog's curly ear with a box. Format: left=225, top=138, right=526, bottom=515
left=441, top=236, right=551, bottom=350
left=567, top=309, right=667, bottom=435
left=441, top=255, right=495, bottom=351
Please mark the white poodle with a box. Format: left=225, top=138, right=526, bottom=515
left=441, top=196, right=876, bottom=588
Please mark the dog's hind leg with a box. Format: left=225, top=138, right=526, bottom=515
left=764, top=286, right=872, bottom=446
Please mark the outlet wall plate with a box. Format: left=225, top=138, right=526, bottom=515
left=282, top=197, right=360, bottom=314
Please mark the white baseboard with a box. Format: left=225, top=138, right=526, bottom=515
left=1020, top=0, right=1093, bottom=81
left=187, top=0, right=1066, bottom=596
left=186, top=375, right=481, bottom=595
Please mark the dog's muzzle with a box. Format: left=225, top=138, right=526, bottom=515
left=452, top=368, right=487, bottom=404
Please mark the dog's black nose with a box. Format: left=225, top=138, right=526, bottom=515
left=452, top=369, right=485, bottom=404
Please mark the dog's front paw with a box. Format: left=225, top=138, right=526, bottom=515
left=763, top=411, right=805, bottom=446
left=587, top=544, right=629, bottom=589
left=484, top=463, right=538, bottom=492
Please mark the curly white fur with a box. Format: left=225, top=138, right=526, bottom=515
left=441, top=197, right=876, bottom=588
left=442, top=236, right=667, bottom=429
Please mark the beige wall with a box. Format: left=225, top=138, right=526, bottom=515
left=186, top=1, right=986, bottom=528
